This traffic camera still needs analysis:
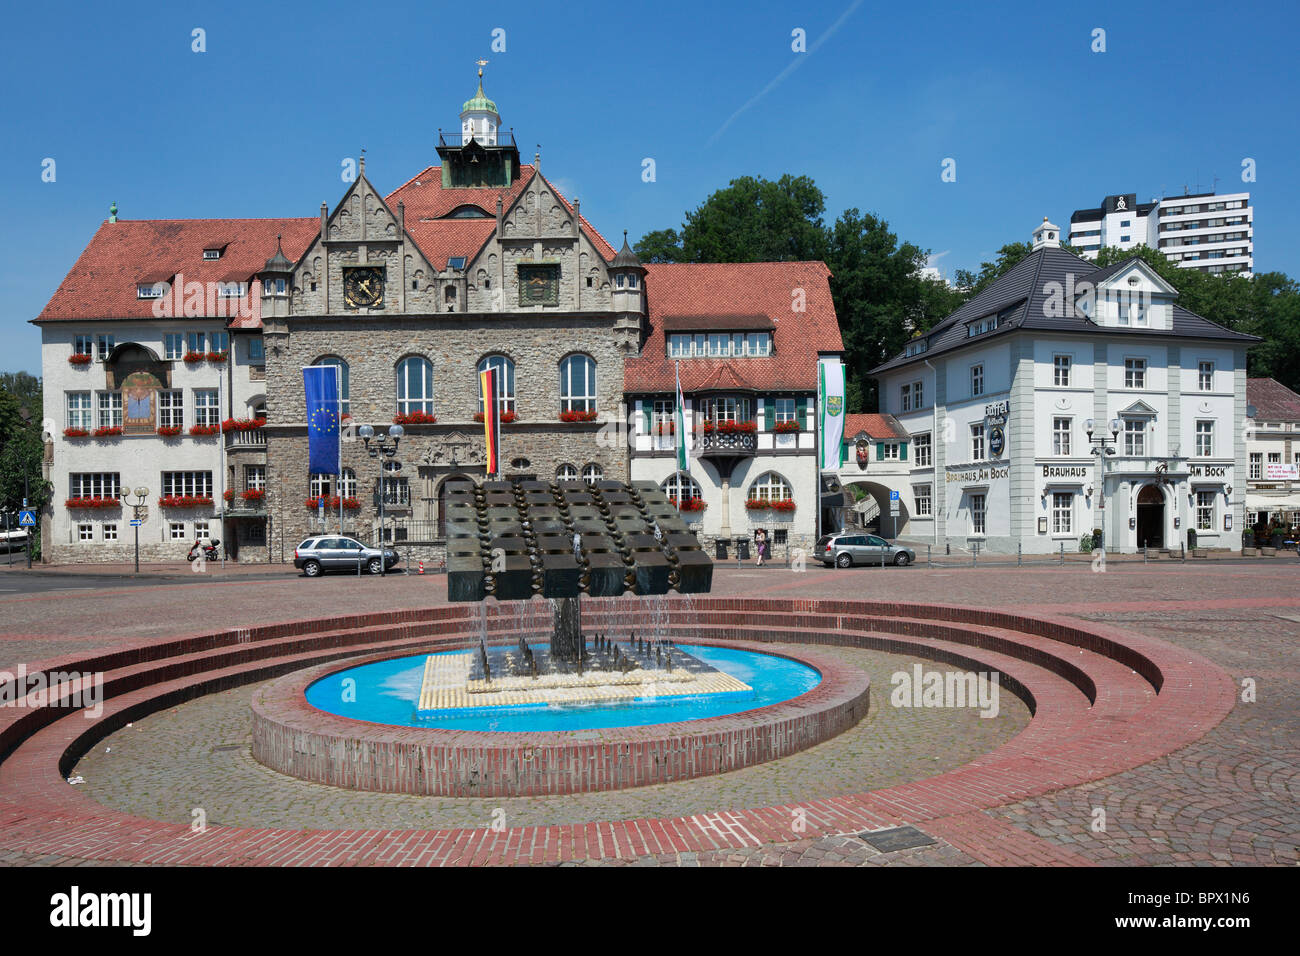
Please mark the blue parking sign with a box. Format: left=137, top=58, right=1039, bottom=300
left=889, top=491, right=900, bottom=501
left=18, top=510, right=36, bottom=527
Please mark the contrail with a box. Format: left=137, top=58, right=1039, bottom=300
left=707, top=0, right=867, bottom=147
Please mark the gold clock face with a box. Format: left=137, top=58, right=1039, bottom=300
left=343, top=267, right=384, bottom=308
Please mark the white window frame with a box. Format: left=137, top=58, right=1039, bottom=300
left=97, top=391, right=122, bottom=429
left=1124, top=419, right=1146, bottom=457
left=559, top=354, right=597, bottom=413
left=1196, top=491, right=1215, bottom=531
left=1249, top=453, right=1262, bottom=480
left=169, top=522, right=188, bottom=541
left=1124, top=357, right=1147, bottom=389
left=194, top=389, right=220, bottom=427
left=396, top=356, right=435, bottom=416
left=1053, top=355, right=1071, bottom=387
left=1198, top=361, right=1214, bottom=392
left=970, top=364, right=984, bottom=397
left=161, top=472, right=213, bottom=498
left=914, top=433, right=932, bottom=467
left=1052, top=492, right=1073, bottom=535
left=164, top=333, right=184, bottom=360
left=1053, top=417, right=1072, bottom=456
left=971, top=423, right=985, bottom=461
left=749, top=472, right=793, bottom=503
left=662, top=471, right=703, bottom=505
left=476, top=355, right=516, bottom=414
left=159, top=390, right=184, bottom=429
left=914, top=484, right=932, bottom=517
left=1195, top=420, right=1214, bottom=458
left=970, top=493, right=986, bottom=536
left=102, top=522, right=118, bottom=541
left=70, top=473, right=121, bottom=498
left=582, top=463, right=604, bottom=485
left=66, top=392, right=92, bottom=430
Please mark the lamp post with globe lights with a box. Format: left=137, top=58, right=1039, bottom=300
left=1084, top=418, right=1122, bottom=551
left=358, top=424, right=404, bottom=576
left=119, top=486, right=150, bottom=574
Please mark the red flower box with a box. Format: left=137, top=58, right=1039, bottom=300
left=745, top=499, right=771, bottom=510
left=158, top=495, right=214, bottom=508
left=240, top=489, right=266, bottom=502
left=675, top=497, right=706, bottom=512
left=305, top=496, right=360, bottom=510
left=68, top=353, right=93, bottom=366
left=657, top=421, right=676, bottom=436
left=223, top=489, right=235, bottom=502
left=65, top=496, right=120, bottom=509
left=93, top=426, right=123, bottom=438
left=393, top=411, right=437, bottom=425
left=206, top=351, right=229, bottom=363
left=559, top=409, right=598, bottom=423
left=63, top=427, right=90, bottom=438
left=189, top=424, right=220, bottom=436
left=706, top=420, right=756, bottom=434
left=156, top=426, right=182, bottom=437
left=473, top=411, right=518, bottom=423
left=773, top=420, right=801, bottom=434
left=183, top=351, right=205, bottom=363
left=770, top=499, right=797, bottom=512
left=220, top=417, right=266, bottom=432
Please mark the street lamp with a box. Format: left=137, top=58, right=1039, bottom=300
left=119, top=486, right=149, bottom=574
left=359, top=425, right=403, bottom=576
left=1084, top=418, right=1121, bottom=550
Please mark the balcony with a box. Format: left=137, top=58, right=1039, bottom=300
left=226, top=428, right=267, bottom=450
left=699, top=431, right=757, bottom=457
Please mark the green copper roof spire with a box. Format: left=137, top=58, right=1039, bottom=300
left=462, top=59, right=498, bottom=115
left=109, top=201, right=117, bottom=223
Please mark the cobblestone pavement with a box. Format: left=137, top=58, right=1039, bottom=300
left=0, top=561, right=1296, bottom=866
left=75, top=644, right=1028, bottom=830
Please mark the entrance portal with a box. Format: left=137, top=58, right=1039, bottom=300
left=1136, top=484, right=1165, bottom=549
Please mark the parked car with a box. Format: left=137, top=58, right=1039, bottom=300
left=294, top=536, right=400, bottom=576
left=815, top=532, right=915, bottom=568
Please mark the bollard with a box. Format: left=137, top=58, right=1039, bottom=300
left=972, top=543, right=977, bottom=567
left=418, top=560, right=424, bottom=575
left=881, top=542, right=886, bottom=569
left=1181, top=543, right=1186, bottom=563
left=926, top=544, right=931, bottom=568
left=1017, top=543, right=1022, bottom=567
left=1143, top=545, right=1148, bottom=564
left=1059, top=541, right=1064, bottom=565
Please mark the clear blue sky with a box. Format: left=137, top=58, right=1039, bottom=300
left=2, top=0, right=1296, bottom=374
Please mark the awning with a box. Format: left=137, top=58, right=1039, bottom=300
left=1246, top=495, right=1300, bottom=511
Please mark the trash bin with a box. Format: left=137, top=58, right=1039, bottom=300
left=735, top=538, right=750, bottom=560
left=715, top=540, right=729, bottom=560
left=1091, top=529, right=1103, bottom=550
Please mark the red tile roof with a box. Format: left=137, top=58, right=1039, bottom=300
left=624, top=261, right=843, bottom=393
left=36, top=219, right=318, bottom=323
left=1247, top=378, right=1300, bottom=422
left=844, top=413, right=908, bottom=440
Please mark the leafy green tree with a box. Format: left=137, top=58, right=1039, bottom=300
left=633, top=228, right=683, bottom=264
left=0, top=382, right=51, bottom=557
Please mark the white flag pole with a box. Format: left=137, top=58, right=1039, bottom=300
left=336, top=364, right=343, bottom=535
left=219, top=369, right=226, bottom=570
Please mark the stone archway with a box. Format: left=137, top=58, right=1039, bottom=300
left=842, top=481, right=910, bottom=539
left=1135, top=483, right=1166, bottom=549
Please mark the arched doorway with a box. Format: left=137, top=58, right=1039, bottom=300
left=1136, top=484, right=1165, bottom=548
left=436, top=473, right=475, bottom=539
left=842, top=481, right=910, bottom=539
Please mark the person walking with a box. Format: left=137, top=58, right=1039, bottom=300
left=754, top=528, right=768, bottom=568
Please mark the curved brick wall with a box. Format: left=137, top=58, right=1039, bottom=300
left=251, top=640, right=871, bottom=797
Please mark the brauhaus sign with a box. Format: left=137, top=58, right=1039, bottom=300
left=947, top=465, right=1009, bottom=483
left=1043, top=466, right=1089, bottom=478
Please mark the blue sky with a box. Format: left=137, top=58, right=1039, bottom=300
left=2, top=0, right=1296, bottom=374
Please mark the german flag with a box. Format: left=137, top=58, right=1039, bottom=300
left=480, top=367, right=500, bottom=477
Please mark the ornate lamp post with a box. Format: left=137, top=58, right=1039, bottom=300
left=1084, top=418, right=1121, bottom=549
left=119, top=486, right=150, bottom=574
left=358, top=424, right=403, bottom=576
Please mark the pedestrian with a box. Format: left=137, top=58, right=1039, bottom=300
left=754, top=528, right=767, bottom=567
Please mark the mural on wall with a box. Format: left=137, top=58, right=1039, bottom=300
left=855, top=438, right=870, bottom=469
left=121, top=371, right=161, bottom=434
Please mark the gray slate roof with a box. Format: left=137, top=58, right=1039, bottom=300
left=871, top=248, right=1258, bottom=376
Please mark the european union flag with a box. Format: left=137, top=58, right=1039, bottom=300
left=303, top=365, right=340, bottom=475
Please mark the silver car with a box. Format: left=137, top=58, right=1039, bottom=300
left=816, top=533, right=915, bottom=568
left=294, top=536, right=400, bottom=576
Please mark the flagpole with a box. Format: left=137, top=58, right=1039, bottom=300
left=336, top=364, right=342, bottom=535
left=219, top=370, right=226, bottom=570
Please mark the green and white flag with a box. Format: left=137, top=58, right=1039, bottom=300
left=818, top=358, right=845, bottom=470
left=675, top=361, right=689, bottom=472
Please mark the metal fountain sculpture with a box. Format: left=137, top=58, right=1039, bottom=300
left=445, top=477, right=713, bottom=669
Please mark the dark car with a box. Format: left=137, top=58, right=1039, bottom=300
left=293, top=536, right=400, bottom=576
left=815, top=532, right=915, bottom=568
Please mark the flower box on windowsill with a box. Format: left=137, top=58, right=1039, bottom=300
left=702, top=420, right=757, bottom=435
left=745, top=499, right=771, bottom=510
left=558, top=409, right=598, bottom=423
left=657, top=422, right=676, bottom=436
left=392, top=411, right=437, bottom=425
left=240, top=489, right=266, bottom=502
left=68, top=354, right=93, bottom=366
left=93, top=426, right=123, bottom=438
left=675, top=498, right=706, bottom=512
left=305, top=496, right=360, bottom=511
left=473, top=411, right=518, bottom=423
left=183, top=352, right=205, bottom=363
left=769, top=500, right=797, bottom=512
left=65, top=497, right=121, bottom=510
left=158, top=495, right=214, bottom=508
left=63, top=428, right=90, bottom=438
left=206, top=352, right=229, bottom=363
left=772, top=420, right=801, bottom=434
left=189, top=424, right=220, bottom=436
left=156, top=426, right=182, bottom=438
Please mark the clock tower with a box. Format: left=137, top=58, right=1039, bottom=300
left=438, top=63, right=520, bottom=189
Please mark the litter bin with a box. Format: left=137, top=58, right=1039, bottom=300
left=715, top=540, right=728, bottom=560
left=735, top=538, right=750, bottom=560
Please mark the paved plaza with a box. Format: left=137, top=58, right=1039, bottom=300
left=0, top=559, right=1295, bottom=866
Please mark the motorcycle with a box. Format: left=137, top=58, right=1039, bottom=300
left=187, top=539, right=221, bottom=562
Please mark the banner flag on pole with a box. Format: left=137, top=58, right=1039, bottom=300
left=480, top=367, right=500, bottom=477
left=675, top=361, right=689, bottom=474
left=303, top=365, right=340, bottom=475
left=818, top=358, right=845, bottom=471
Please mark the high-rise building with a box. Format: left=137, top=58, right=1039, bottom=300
left=1068, top=191, right=1253, bottom=276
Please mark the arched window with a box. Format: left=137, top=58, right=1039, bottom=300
left=556, top=463, right=579, bottom=481
left=339, top=468, right=357, bottom=499
left=396, top=356, right=434, bottom=415
left=582, top=463, right=603, bottom=485
left=749, top=471, right=793, bottom=503
left=313, top=356, right=350, bottom=416
left=560, top=354, right=596, bottom=413
left=476, top=355, right=516, bottom=414
left=662, top=471, right=703, bottom=506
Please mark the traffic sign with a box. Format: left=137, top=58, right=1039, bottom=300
left=130, top=519, right=142, bottom=527
left=889, top=490, right=900, bottom=501
left=18, top=510, right=36, bottom=527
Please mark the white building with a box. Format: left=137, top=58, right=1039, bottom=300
left=864, top=217, right=1257, bottom=555
left=1244, top=378, right=1300, bottom=526
left=1068, top=191, right=1253, bottom=276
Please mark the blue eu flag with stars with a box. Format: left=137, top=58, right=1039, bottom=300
left=303, top=365, right=340, bottom=475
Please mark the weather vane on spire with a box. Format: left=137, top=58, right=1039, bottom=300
left=476, top=57, right=488, bottom=79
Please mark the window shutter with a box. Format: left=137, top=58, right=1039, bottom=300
left=764, top=399, right=774, bottom=430
left=900, top=442, right=908, bottom=461
left=795, top=396, right=806, bottom=429
left=877, top=441, right=885, bottom=461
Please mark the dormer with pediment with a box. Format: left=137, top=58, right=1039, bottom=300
left=289, top=164, right=443, bottom=319
left=1081, top=259, right=1179, bottom=331
left=464, top=171, right=618, bottom=315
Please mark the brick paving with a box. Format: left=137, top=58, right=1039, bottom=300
left=0, top=562, right=1294, bottom=866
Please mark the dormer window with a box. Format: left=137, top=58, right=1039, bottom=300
left=905, top=339, right=928, bottom=357
left=203, top=248, right=222, bottom=260
left=217, top=281, right=245, bottom=298
left=137, top=282, right=165, bottom=299
left=447, top=256, right=467, bottom=270
left=667, top=331, right=771, bottom=358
